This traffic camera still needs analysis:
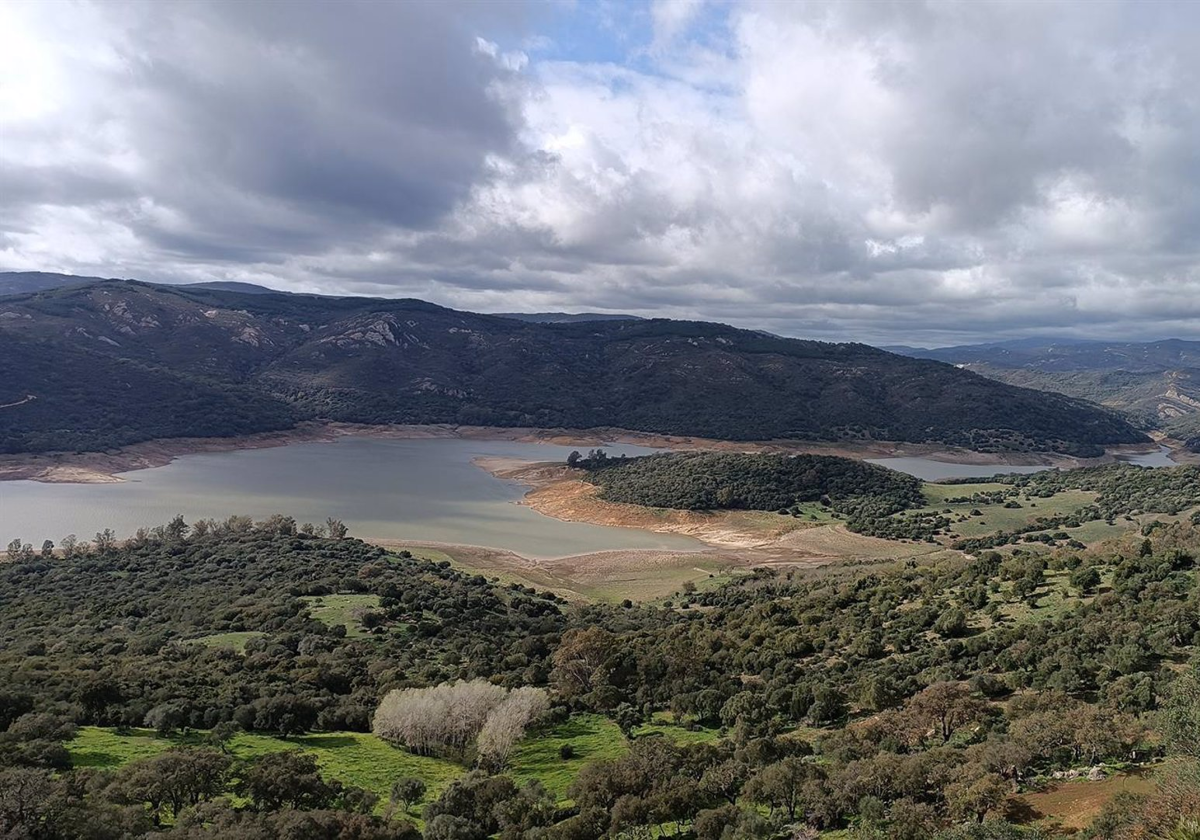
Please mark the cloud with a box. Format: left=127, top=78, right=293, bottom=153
left=3, top=0, right=1200, bottom=345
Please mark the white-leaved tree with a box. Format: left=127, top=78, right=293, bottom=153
left=476, top=686, right=551, bottom=770
left=373, top=680, right=547, bottom=764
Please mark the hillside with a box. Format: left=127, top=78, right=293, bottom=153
left=0, top=270, right=122, bottom=295
left=3, top=516, right=1199, bottom=835
left=0, top=279, right=1146, bottom=455
left=492, top=312, right=642, bottom=323
left=897, top=338, right=1200, bottom=437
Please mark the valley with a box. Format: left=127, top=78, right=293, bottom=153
left=3, top=280, right=1199, bottom=839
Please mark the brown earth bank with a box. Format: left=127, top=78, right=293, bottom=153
left=472, top=456, right=950, bottom=555
left=0, top=420, right=1170, bottom=484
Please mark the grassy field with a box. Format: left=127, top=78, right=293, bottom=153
left=916, top=483, right=1099, bottom=540
left=509, top=714, right=628, bottom=800
left=69, top=714, right=715, bottom=810
left=575, top=559, right=745, bottom=604
left=71, top=727, right=462, bottom=813
left=186, top=631, right=264, bottom=652
left=300, top=593, right=381, bottom=638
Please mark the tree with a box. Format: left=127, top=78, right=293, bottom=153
left=39, top=540, right=53, bottom=559
left=944, top=772, right=1009, bottom=823
left=115, top=748, right=231, bottom=823
left=550, top=627, right=615, bottom=701
left=144, top=702, right=187, bottom=737
left=904, top=682, right=987, bottom=744
left=391, top=777, right=427, bottom=814
left=93, top=528, right=117, bottom=553
left=206, top=721, right=240, bottom=753
left=237, top=750, right=340, bottom=811
left=374, top=680, right=507, bottom=758
left=476, top=687, right=549, bottom=769
left=1165, top=664, right=1200, bottom=760
left=164, top=514, right=189, bottom=542
left=809, top=687, right=847, bottom=726
left=744, top=757, right=824, bottom=821
left=1069, top=565, right=1101, bottom=594
left=613, top=702, right=644, bottom=739
left=326, top=518, right=349, bottom=540
left=934, top=609, right=969, bottom=639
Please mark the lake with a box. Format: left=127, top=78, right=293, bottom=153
left=868, top=445, right=1177, bottom=481
left=0, top=437, right=702, bottom=558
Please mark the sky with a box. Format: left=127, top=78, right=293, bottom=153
left=3, top=0, right=1200, bottom=346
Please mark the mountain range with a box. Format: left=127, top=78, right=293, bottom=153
left=0, top=277, right=1147, bottom=456
left=892, top=338, right=1200, bottom=438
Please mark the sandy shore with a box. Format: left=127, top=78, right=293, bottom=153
left=0, top=419, right=1153, bottom=484
left=474, top=457, right=949, bottom=562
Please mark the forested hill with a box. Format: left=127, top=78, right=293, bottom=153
left=577, top=451, right=924, bottom=518
left=895, top=338, right=1200, bottom=440
left=0, top=279, right=1146, bottom=455
left=2, top=516, right=1200, bottom=835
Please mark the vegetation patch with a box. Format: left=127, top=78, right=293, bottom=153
left=300, top=593, right=383, bottom=638
left=185, top=631, right=264, bottom=652
left=508, top=714, right=627, bottom=801
left=70, top=726, right=463, bottom=809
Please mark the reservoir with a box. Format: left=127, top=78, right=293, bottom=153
left=867, top=444, right=1176, bottom=481
left=0, top=437, right=702, bottom=558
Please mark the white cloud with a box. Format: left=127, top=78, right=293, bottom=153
left=3, top=0, right=1200, bottom=345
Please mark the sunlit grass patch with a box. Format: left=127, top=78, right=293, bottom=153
left=300, top=593, right=381, bottom=638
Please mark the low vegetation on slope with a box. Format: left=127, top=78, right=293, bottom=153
left=0, top=279, right=1147, bottom=455
left=943, top=463, right=1200, bottom=552
left=3, top=515, right=1200, bottom=836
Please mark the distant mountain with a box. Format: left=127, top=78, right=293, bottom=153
left=0, top=279, right=1146, bottom=456
left=493, top=312, right=642, bottom=324
left=892, top=338, right=1200, bottom=438
left=183, top=281, right=283, bottom=295
left=0, top=271, right=288, bottom=297
left=0, top=271, right=121, bottom=296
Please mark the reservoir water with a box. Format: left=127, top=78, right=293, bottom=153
left=867, top=444, right=1176, bottom=481
left=0, top=437, right=702, bottom=557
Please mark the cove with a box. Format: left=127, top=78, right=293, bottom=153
left=0, top=437, right=702, bottom=558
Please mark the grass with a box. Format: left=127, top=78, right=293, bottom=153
left=577, top=559, right=742, bottom=604
left=395, top=547, right=456, bottom=564
left=300, top=594, right=381, bottom=638
left=186, top=631, right=264, bottom=652
left=70, top=727, right=462, bottom=814
left=509, top=714, right=627, bottom=801
left=634, top=711, right=721, bottom=745
left=71, top=712, right=726, bottom=813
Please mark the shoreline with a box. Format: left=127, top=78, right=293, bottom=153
left=0, top=420, right=1168, bottom=485
left=473, top=456, right=953, bottom=564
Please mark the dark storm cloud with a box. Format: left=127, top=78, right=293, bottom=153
left=1, top=0, right=534, bottom=263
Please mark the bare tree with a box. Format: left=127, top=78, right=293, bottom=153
left=93, top=529, right=116, bottom=554
left=373, top=680, right=509, bottom=758
left=477, top=687, right=549, bottom=769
